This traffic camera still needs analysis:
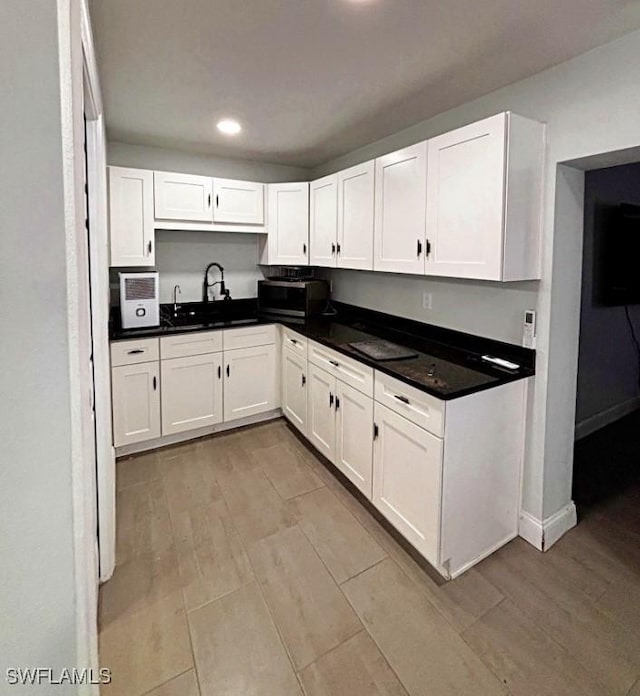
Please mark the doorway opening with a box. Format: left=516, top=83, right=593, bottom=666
left=573, top=161, right=640, bottom=515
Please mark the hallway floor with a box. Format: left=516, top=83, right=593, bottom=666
left=100, top=419, right=640, bottom=696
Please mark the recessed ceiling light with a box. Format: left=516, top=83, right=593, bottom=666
left=217, top=118, right=242, bottom=136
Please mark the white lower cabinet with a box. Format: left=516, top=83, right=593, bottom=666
left=305, top=361, right=375, bottom=498
left=112, top=361, right=160, bottom=447
left=372, top=402, right=442, bottom=566
left=307, top=363, right=337, bottom=462
left=282, top=347, right=308, bottom=435
left=161, top=353, right=223, bottom=435
left=224, top=344, right=277, bottom=422
left=335, top=381, right=374, bottom=497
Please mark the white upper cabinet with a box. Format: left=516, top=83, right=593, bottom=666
left=109, top=166, right=155, bottom=267
left=425, top=112, right=544, bottom=281
left=213, top=178, right=265, bottom=225
left=154, top=171, right=213, bottom=222
left=263, top=182, right=310, bottom=265
left=337, top=160, right=375, bottom=270
left=309, top=174, right=338, bottom=267
left=374, top=142, right=427, bottom=275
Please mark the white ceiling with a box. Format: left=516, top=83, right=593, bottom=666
left=90, top=0, right=640, bottom=168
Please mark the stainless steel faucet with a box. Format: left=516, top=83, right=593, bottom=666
left=173, top=284, right=181, bottom=316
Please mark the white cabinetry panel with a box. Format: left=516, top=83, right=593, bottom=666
left=109, top=166, right=154, bottom=267
left=112, top=362, right=160, bottom=446
left=374, top=142, right=427, bottom=275
left=224, top=344, right=277, bottom=422
left=307, top=363, right=336, bottom=462
left=161, top=353, right=223, bottom=435
left=154, top=171, right=213, bottom=222
left=373, top=402, right=442, bottom=565
left=335, top=381, right=374, bottom=498
left=309, top=174, right=338, bottom=267
left=282, top=347, right=308, bottom=435
left=265, top=182, right=310, bottom=265
left=213, top=178, right=264, bottom=225
left=337, top=160, right=374, bottom=270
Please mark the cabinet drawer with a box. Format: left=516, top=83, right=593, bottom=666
left=223, top=324, right=276, bottom=350
left=308, top=340, right=373, bottom=397
left=160, top=331, right=223, bottom=359
left=111, top=338, right=159, bottom=367
left=374, top=371, right=444, bottom=438
left=281, top=326, right=308, bottom=357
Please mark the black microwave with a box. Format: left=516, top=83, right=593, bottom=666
left=258, top=279, right=329, bottom=317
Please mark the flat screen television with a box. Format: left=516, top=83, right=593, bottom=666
left=601, top=203, right=640, bottom=306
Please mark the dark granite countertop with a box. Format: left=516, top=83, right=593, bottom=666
left=110, top=299, right=535, bottom=400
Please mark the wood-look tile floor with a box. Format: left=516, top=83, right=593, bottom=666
left=100, top=419, right=640, bottom=696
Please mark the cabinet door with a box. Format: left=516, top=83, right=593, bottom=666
left=307, top=363, right=336, bottom=462
left=335, top=381, right=373, bottom=498
left=281, top=347, right=308, bottom=436
left=337, top=160, right=374, bottom=270
left=213, top=178, right=265, bottom=224
left=374, top=142, right=427, bottom=274
left=224, top=344, right=277, bottom=422
left=372, top=403, right=442, bottom=565
left=267, top=182, right=310, bottom=265
left=109, top=166, right=154, bottom=267
left=154, top=171, right=213, bottom=222
left=111, top=362, right=160, bottom=447
left=309, top=174, right=338, bottom=267
left=161, top=353, right=223, bottom=435
left=425, top=113, right=506, bottom=280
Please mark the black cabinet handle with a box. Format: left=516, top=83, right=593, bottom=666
left=373, top=423, right=379, bottom=440
left=426, top=239, right=432, bottom=258
left=328, top=359, right=339, bottom=367
left=226, top=364, right=230, bottom=377
left=153, top=376, right=157, bottom=391
left=335, top=396, right=340, bottom=410
left=127, top=349, right=144, bottom=355
left=394, top=394, right=410, bottom=404
left=301, top=374, right=306, bottom=386
left=303, top=242, right=307, bottom=255
left=329, top=392, right=334, bottom=407
left=147, top=240, right=152, bottom=255
left=417, top=239, right=423, bottom=257
left=218, top=365, right=221, bottom=379
left=290, top=338, right=298, bottom=345
left=215, top=195, right=219, bottom=208
left=331, top=243, right=336, bottom=254
left=336, top=242, right=341, bottom=254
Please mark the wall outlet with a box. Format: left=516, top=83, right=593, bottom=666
left=422, top=291, right=432, bottom=310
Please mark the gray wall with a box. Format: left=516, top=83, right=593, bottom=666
left=155, top=231, right=263, bottom=303
left=0, top=0, right=79, bottom=683
left=108, top=141, right=309, bottom=303
left=576, top=163, right=640, bottom=431
left=311, top=29, right=640, bottom=521
left=108, top=140, right=309, bottom=182
left=320, top=270, right=537, bottom=345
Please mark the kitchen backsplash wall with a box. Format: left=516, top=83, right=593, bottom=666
left=109, top=232, right=265, bottom=304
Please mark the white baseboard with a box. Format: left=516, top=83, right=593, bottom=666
left=519, top=502, right=577, bottom=551
left=115, top=409, right=282, bottom=457
left=575, top=396, right=640, bottom=440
